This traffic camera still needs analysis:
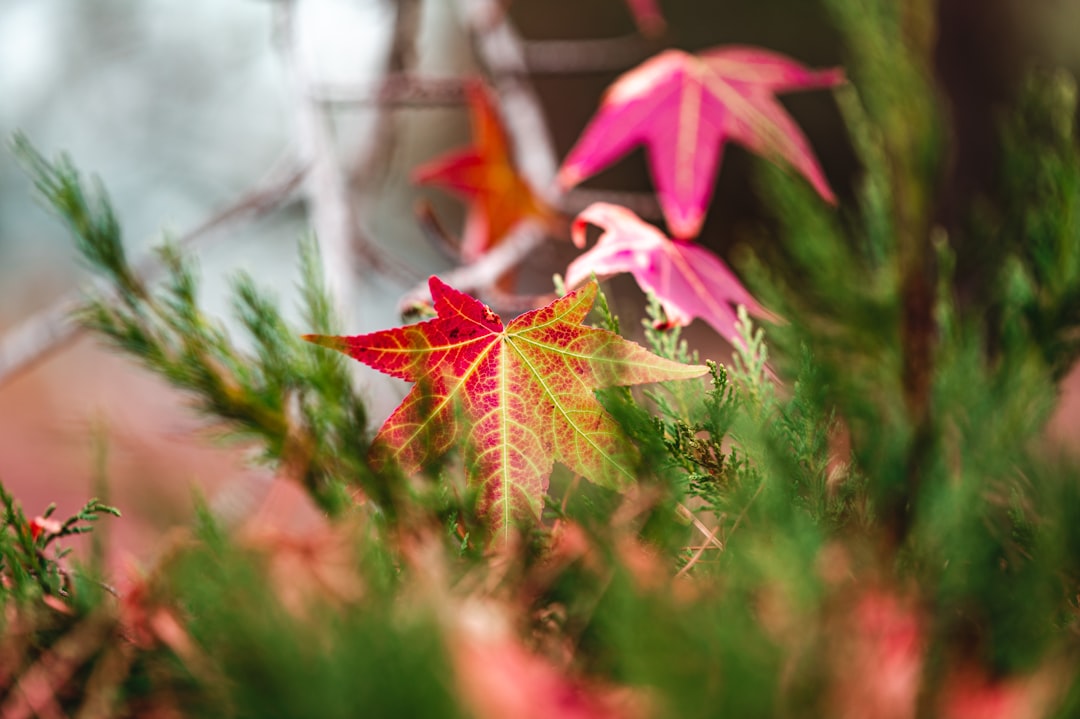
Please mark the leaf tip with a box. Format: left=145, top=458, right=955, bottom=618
left=820, top=67, right=847, bottom=87
left=555, top=164, right=583, bottom=191
left=302, top=334, right=347, bottom=352
left=666, top=206, right=705, bottom=240
left=427, top=274, right=452, bottom=298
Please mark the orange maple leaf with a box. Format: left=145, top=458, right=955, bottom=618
left=414, top=82, right=554, bottom=261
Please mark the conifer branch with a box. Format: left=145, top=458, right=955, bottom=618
left=0, top=139, right=304, bottom=389
left=12, top=141, right=385, bottom=517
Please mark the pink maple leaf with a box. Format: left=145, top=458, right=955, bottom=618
left=558, top=47, right=844, bottom=239
left=566, top=202, right=776, bottom=346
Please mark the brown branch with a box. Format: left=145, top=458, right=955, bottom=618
left=349, top=0, right=423, bottom=187
left=311, top=75, right=469, bottom=108
left=398, top=220, right=546, bottom=313
left=675, top=523, right=723, bottom=578
left=395, top=0, right=566, bottom=311
left=414, top=201, right=464, bottom=260
left=456, top=0, right=560, bottom=197
left=342, top=0, right=433, bottom=290
left=477, top=286, right=558, bottom=315
left=276, top=1, right=369, bottom=318
left=522, top=34, right=652, bottom=74
left=1, top=612, right=113, bottom=719
left=675, top=503, right=725, bottom=552
left=403, top=3, right=666, bottom=310
left=559, top=187, right=663, bottom=221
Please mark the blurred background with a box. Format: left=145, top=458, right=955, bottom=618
left=0, top=0, right=1078, bottom=568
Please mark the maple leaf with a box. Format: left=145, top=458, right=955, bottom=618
left=558, top=47, right=844, bottom=239
left=414, top=81, right=553, bottom=261
left=304, top=277, right=706, bottom=537
left=566, top=202, right=775, bottom=345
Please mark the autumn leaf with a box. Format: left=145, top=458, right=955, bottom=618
left=558, top=47, right=844, bottom=239
left=414, top=81, right=554, bottom=261
left=304, top=277, right=706, bottom=538
left=566, top=202, right=775, bottom=345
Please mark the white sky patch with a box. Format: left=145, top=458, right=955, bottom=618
left=0, top=2, right=62, bottom=120
left=294, top=0, right=395, bottom=86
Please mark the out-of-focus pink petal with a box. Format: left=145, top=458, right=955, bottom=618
left=567, top=202, right=775, bottom=345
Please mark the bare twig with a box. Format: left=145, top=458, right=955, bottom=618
left=479, top=285, right=557, bottom=315
left=396, top=0, right=564, bottom=310
left=414, top=201, right=463, bottom=260
left=560, top=187, right=663, bottom=220
left=342, top=0, right=432, bottom=286
left=0, top=165, right=305, bottom=389
left=455, top=0, right=560, bottom=199
left=727, top=479, right=767, bottom=544
left=413, top=205, right=556, bottom=313
left=309, top=30, right=653, bottom=108
left=276, top=1, right=374, bottom=318
left=1, top=612, right=113, bottom=719
left=398, top=220, right=546, bottom=312
left=349, top=0, right=422, bottom=188
left=522, top=34, right=652, bottom=74
left=404, top=1, right=665, bottom=309
left=675, top=502, right=725, bottom=551
left=312, top=75, right=469, bottom=108
left=675, top=522, right=723, bottom=578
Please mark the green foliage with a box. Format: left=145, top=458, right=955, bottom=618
left=14, top=137, right=379, bottom=517
left=0, top=482, right=119, bottom=600
left=988, top=70, right=1080, bottom=378
left=169, top=519, right=464, bottom=719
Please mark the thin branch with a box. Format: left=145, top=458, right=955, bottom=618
left=522, top=34, right=652, bottom=74
left=414, top=201, right=464, bottom=260
left=343, top=0, right=433, bottom=289
left=0, top=612, right=112, bottom=719
left=395, top=0, right=568, bottom=311
left=276, top=1, right=373, bottom=319
left=312, top=75, right=469, bottom=108
left=315, top=32, right=652, bottom=108
left=0, top=165, right=305, bottom=389
left=412, top=205, right=556, bottom=313
left=560, top=187, right=663, bottom=221
left=726, top=478, right=767, bottom=544
left=675, top=522, right=723, bottom=578
left=675, top=502, right=725, bottom=551
left=398, top=220, right=546, bottom=312
left=479, top=285, right=557, bottom=315
left=456, top=0, right=560, bottom=199
left=349, top=0, right=422, bottom=187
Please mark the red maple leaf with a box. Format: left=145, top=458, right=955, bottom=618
left=558, top=47, right=844, bottom=239
left=304, top=277, right=706, bottom=538
left=414, top=82, right=554, bottom=261
left=566, top=202, right=776, bottom=346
